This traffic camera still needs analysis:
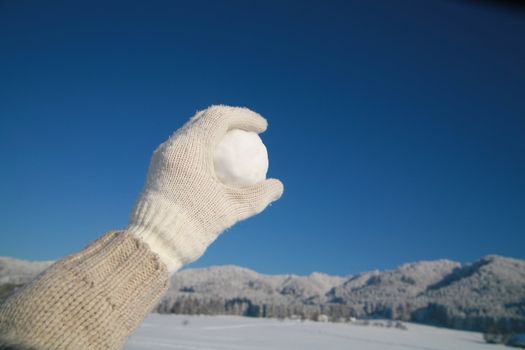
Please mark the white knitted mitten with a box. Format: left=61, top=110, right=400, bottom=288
left=127, top=105, right=284, bottom=273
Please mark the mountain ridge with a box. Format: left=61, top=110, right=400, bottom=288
left=1, top=254, right=524, bottom=333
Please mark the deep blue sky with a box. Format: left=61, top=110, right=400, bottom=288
left=1, top=1, right=524, bottom=276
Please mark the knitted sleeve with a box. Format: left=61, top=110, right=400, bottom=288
left=0, top=231, right=169, bottom=350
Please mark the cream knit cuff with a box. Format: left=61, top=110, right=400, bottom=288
left=127, top=192, right=213, bottom=274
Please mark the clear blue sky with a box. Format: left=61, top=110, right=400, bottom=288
left=1, top=1, right=524, bottom=276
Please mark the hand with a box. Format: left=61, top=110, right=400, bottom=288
left=127, top=105, right=284, bottom=272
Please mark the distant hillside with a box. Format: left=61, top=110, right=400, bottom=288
left=160, top=256, right=525, bottom=333
left=0, top=257, right=54, bottom=303
left=413, top=255, right=525, bottom=332
left=0, top=257, right=53, bottom=284
left=1, top=255, right=524, bottom=333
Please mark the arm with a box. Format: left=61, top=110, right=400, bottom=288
left=0, top=105, right=284, bottom=350
left=0, top=232, right=168, bottom=349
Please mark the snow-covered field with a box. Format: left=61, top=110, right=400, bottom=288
left=125, top=314, right=512, bottom=350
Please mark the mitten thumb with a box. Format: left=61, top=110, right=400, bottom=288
left=230, top=178, right=284, bottom=222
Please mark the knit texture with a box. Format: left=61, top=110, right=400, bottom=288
left=0, top=231, right=169, bottom=350
left=127, top=105, right=284, bottom=272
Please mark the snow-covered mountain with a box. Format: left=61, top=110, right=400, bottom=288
left=159, top=256, right=525, bottom=333
left=1, top=255, right=524, bottom=334
left=167, top=265, right=346, bottom=302
left=0, top=257, right=53, bottom=284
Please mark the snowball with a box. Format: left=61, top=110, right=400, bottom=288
left=213, top=129, right=269, bottom=187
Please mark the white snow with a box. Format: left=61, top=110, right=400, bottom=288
left=213, top=129, right=268, bottom=187
left=0, top=257, right=54, bottom=284
left=125, top=314, right=513, bottom=350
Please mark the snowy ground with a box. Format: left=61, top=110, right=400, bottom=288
left=125, top=314, right=512, bottom=350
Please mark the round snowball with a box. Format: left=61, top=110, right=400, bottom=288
left=213, top=129, right=269, bottom=187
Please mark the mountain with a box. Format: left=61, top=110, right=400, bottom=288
left=161, top=256, right=525, bottom=333
left=326, top=259, right=461, bottom=319
left=1, top=255, right=524, bottom=333
left=0, top=257, right=53, bottom=284
left=168, top=265, right=346, bottom=302
left=413, top=255, right=525, bottom=331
